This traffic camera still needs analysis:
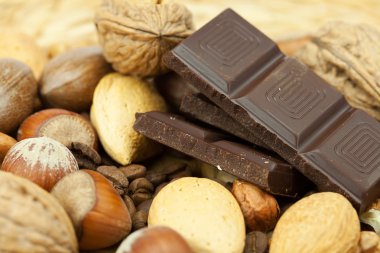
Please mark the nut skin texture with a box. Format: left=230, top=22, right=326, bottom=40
left=40, top=46, right=112, bottom=112
left=232, top=180, right=279, bottom=232
left=270, top=192, right=360, bottom=253
left=17, top=108, right=75, bottom=139
left=17, top=108, right=98, bottom=150
left=90, top=73, right=167, bottom=165
left=1, top=137, right=79, bottom=191
left=52, top=169, right=132, bottom=250
left=116, top=226, right=193, bottom=253
left=0, top=171, right=78, bottom=253
left=0, top=132, right=17, bottom=165
left=0, top=58, right=38, bottom=134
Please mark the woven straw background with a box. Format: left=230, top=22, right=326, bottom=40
left=1, top=0, right=380, bottom=56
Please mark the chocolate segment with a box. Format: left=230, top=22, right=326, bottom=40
left=180, top=93, right=269, bottom=149
left=163, top=8, right=380, bottom=212
left=134, top=111, right=310, bottom=197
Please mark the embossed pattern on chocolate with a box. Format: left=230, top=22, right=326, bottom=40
left=163, top=8, right=380, bottom=212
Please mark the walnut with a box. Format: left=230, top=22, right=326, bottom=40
left=295, top=22, right=380, bottom=120
left=95, top=0, right=194, bottom=77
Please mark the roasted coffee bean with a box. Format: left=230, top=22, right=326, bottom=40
left=123, top=195, right=136, bottom=219
left=120, top=164, right=146, bottom=181
left=129, top=178, right=154, bottom=194
left=68, top=142, right=101, bottom=170
left=132, top=210, right=148, bottom=231
left=97, top=165, right=129, bottom=195
left=131, top=192, right=152, bottom=206
left=136, top=199, right=153, bottom=213
left=145, top=173, right=166, bottom=186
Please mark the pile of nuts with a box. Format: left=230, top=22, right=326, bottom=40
left=1, top=0, right=380, bottom=253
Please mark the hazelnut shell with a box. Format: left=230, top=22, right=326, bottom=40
left=0, top=58, right=38, bottom=134
left=51, top=169, right=132, bottom=250
left=40, top=46, right=111, bottom=112
left=116, top=226, right=193, bottom=253
left=17, top=108, right=98, bottom=150
left=231, top=180, right=279, bottom=232
left=1, top=136, right=79, bottom=191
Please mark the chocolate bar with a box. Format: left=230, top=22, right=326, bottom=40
left=180, top=93, right=269, bottom=149
left=163, top=9, right=380, bottom=212
left=134, top=111, right=310, bottom=197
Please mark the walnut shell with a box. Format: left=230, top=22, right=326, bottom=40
left=295, top=22, right=380, bottom=120
left=270, top=192, right=360, bottom=253
left=90, top=73, right=167, bottom=165
left=95, top=0, right=194, bottom=77
left=0, top=58, right=38, bottom=134
left=0, top=171, right=78, bottom=253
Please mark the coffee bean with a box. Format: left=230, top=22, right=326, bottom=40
left=67, top=142, right=101, bottom=170
left=97, top=165, right=129, bottom=195
left=120, top=164, right=146, bottom=181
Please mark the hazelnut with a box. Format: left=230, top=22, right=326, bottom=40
left=90, top=73, right=167, bottom=165
left=0, top=171, right=78, bottom=253
left=231, top=180, right=279, bottom=232
left=0, top=58, right=38, bottom=134
left=51, top=169, right=132, bottom=250
left=17, top=108, right=98, bottom=150
left=1, top=137, right=79, bottom=191
left=116, top=226, right=193, bottom=253
left=0, top=132, right=17, bottom=165
left=40, top=46, right=112, bottom=112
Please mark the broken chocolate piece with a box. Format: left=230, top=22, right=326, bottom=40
left=180, top=93, right=269, bottom=149
left=163, top=8, right=380, bottom=212
left=134, top=111, right=310, bottom=197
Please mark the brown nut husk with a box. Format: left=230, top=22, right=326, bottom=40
left=0, top=171, right=78, bottom=253
left=232, top=180, right=279, bottom=232
left=270, top=192, right=360, bottom=253
left=95, top=0, right=194, bottom=77
left=51, top=169, right=132, bottom=250
left=40, top=46, right=112, bottom=112
left=116, top=226, right=194, bottom=253
left=295, top=22, right=380, bottom=120
left=90, top=73, right=167, bottom=165
left=0, top=58, right=38, bottom=134
left=1, top=137, right=79, bottom=191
